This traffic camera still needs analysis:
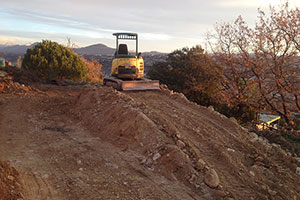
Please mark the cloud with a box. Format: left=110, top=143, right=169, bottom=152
left=1, top=0, right=298, bottom=52
left=1, top=1, right=225, bottom=36
left=0, top=35, right=37, bottom=46
left=216, top=0, right=300, bottom=8
left=0, top=37, right=18, bottom=45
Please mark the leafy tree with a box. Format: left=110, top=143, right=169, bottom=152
left=22, top=40, right=88, bottom=81
left=148, top=45, right=223, bottom=107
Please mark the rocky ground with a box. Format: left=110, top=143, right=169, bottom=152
left=0, top=72, right=300, bottom=199
left=0, top=160, right=24, bottom=200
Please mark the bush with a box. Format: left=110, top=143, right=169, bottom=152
left=81, top=58, right=103, bottom=83
left=148, top=46, right=223, bottom=107
left=218, top=103, right=257, bottom=124
left=22, top=40, right=88, bottom=81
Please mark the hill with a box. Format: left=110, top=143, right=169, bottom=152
left=0, top=43, right=38, bottom=55
left=74, top=43, right=115, bottom=55
left=0, top=43, right=115, bottom=56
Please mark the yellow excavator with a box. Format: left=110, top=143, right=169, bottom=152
left=103, top=33, right=160, bottom=91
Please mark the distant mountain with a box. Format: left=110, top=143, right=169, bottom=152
left=0, top=45, right=6, bottom=51
left=0, top=43, right=38, bottom=55
left=74, top=44, right=115, bottom=55
left=0, top=43, right=115, bottom=56
left=0, top=42, right=166, bottom=57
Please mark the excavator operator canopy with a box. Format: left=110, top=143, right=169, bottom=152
left=113, top=33, right=138, bottom=56
left=113, top=33, right=137, bottom=40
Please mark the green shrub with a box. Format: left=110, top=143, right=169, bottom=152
left=22, top=40, right=88, bottom=81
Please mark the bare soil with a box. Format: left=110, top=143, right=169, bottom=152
left=0, top=80, right=300, bottom=200
left=0, top=160, right=23, bottom=200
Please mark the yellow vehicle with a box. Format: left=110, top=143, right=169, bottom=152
left=104, top=33, right=159, bottom=91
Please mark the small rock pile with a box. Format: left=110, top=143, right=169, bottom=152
left=0, top=70, right=13, bottom=92
left=0, top=70, right=42, bottom=95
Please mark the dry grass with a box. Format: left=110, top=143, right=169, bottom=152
left=81, top=58, right=103, bottom=83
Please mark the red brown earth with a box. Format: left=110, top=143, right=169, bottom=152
left=0, top=161, right=24, bottom=200
left=0, top=78, right=300, bottom=199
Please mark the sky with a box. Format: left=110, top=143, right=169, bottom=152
left=0, top=0, right=300, bottom=52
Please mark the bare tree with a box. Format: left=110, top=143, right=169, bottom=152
left=66, top=37, right=77, bottom=49
left=208, top=2, right=300, bottom=126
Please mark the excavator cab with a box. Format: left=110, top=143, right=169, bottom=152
left=104, top=33, right=160, bottom=91
left=111, top=33, right=144, bottom=79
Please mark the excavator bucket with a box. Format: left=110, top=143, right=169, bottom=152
left=104, top=77, right=160, bottom=91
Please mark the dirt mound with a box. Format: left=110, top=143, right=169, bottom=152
left=0, top=70, right=44, bottom=95
left=75, top=85, right=300, bottom=200
left=0, top=161, right=24, bottom=200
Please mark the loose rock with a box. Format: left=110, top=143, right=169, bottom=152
left=176, top=140, right=185, bottom=148
left=296, top=167, right=300, bottom=175
left=153, top=153, right=161, bottom=161
left=268, top=189, right=277, bottom=196
left=195, top=159, right=206, bottom=171
left=204, top=169, right=220, bottom=188
left=7, top=175, right=14, bottom=181
left=208, top=106, right=214, bottom=111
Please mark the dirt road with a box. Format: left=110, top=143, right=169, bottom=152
left=0, top=84, right=300, bottom=199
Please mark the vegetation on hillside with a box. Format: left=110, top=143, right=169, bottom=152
left=149, top=2, right=300, bottom=153
left=149, top=2, right=300, bottom=128
left=208, top=2, right=300, bottom=127
left=148, top=46, right=223, bottom=106
left=81, top=58, right=103, bottom=83
left=22, top=40, right=88, bottom=81
left=148, top=46, right=257, bottom=123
